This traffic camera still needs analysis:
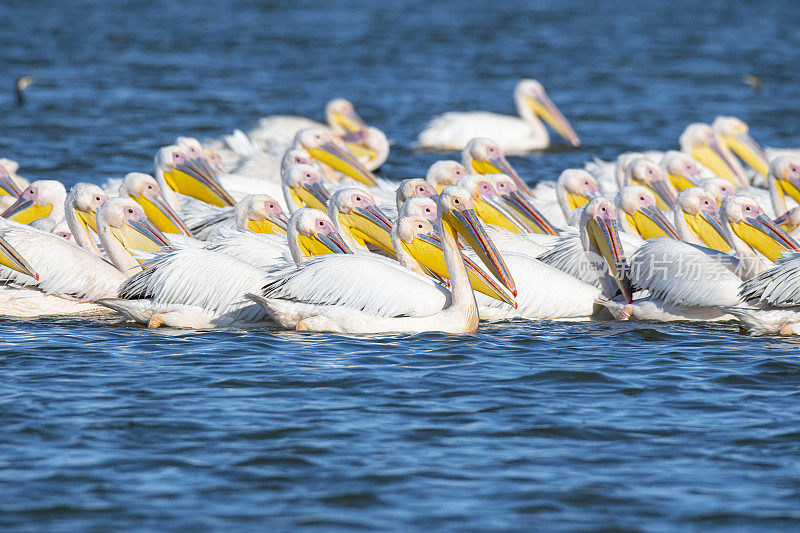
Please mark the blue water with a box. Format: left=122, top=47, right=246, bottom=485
left=2, top=0, right=800, bottom=530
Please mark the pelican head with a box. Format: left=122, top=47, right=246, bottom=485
left=673, top=187, right=730, bottom=250
left=699, top=177, right=736, bottom=204
left=0, top=228, right=37, bottom=280
left=0, top=161, right=23, bottom=197
left=51, top=221, right=73, bottom=242
left=712, top=116, right=769, bottom=176
left=281, top=148, right=315, bottom=171
left=438, top=186, right=516, bottom=296
left=287, top=208, right=353, bottom=263
left=341, top=126, right=389, bottom=171
left=325, top=98, right=367, bottom=134
left=455, top=174, right=526, bottom=233
left=65, top=183, right=107, bottom=254
left=721, top=195, right=799, bottom=263
left=395, top=178, right=438, bottom=212
left=425, top=160, right=468, bottom=192
left=659, top=150, right=703, bottom=191
left=768, top=156, right=800, bottom=209
left=155, top=145, right=235, bottom=207
left=514, top=79, right=580, bottom=147
left=679, top=123, right=746, bottom=187
left=485, top=173, right=558, bottom=235
left=3, top=180, right=66, bottom=230
left=625, top=157, right=677, bottom=210
left=328, top=187, right=394, bottom=254
left=281, top=163, right=331, bottom=212
left=120, top=172, right=193, bottom=236
left=614, top=152, right=649, bottom=190
left=235, top=194, right=288, bottom=234
left=461, top=138, right=532, bottom=196
left=398, top=197, right=437, bottom=222
left=97, top=197, right=173, bottom=272
left=556, top=169, right=600, bottom=217
left=615, top=186, right=679, bottom=239
left=293, top=127, right=377, bottom=187
left=580, top=198, right=633, bottom=302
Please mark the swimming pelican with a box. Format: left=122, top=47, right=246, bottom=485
left=711, top=116, right=770, bottom=178
left=425, top=160, right=468, bottom=192
left=154, top=145, right=237, bottom=210
left=293, top=128, right=379, bottom=188
left=659, top=151, right=704, bottom=192
left=2, top=180, right=66, bottom=231
left=672, top=187, right=730, bottom=250
left=0, top=197, right=170, bottom=317
left=603, top=195, right=799, bottom=322
left=394, top=179, right=439, bottom=212
left=699, top=177, right=736, bottom=204
left=461, top=138, right=533, bottom=196
left=191, top=194, right=288, bottom=241
left=327, top=187, right=395, bottom=255
left=65, top=183, right=108, bottom=255
left=765, top=156, right=800, bottom=237
left=249, top=187, right=518, bottom=333
left=614, top=186, right=679, bottom=240
left=623, top=158, right=678, bottom=210
left=282, top=164, right=331, bottom=212
left=99, top=208, right=354, bottom=329
left=120, top=172, right=193, bottom=237
left=679, top=123, right=748, bottom=188
left=415, top=79, right=579, bottom=152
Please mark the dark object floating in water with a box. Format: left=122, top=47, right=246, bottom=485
left=15, top=76, right=34, bottom=105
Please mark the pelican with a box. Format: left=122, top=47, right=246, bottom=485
left=461, top=138, right=533, bottom=196
left=425, top=160, right=468, bottom=192
left=282, top=164, right=331, bottom=212
left=191, top=194, right=288, bottom=241
left=603, top=195, right=799, bottom=322
left=0, top=197, right=170, bottom=317
left=293, top=128, right=379, bottom=188
left=249, top=187, right=518, bottom=334
left=393, top=178, right=438, bottom=212
left=583, top=151, right=658, bottom=194
left=672, top=187, right=729, bottom=250
left=154, top=144, right=237, bottom=210
left=711, top=116, right=770, bottom=178
left=530, top=168, right=601, bottom=227
left=732, top=252, right=800, bottom=335
left=327, top=187, right=395, bottom=255
left=2, top=180, right=66, bottom=231
left=415, top=79, right=580, bottom=152
left=99, top=208, right=354, bottom=329
left=679, top=123, right=748, bottom=188
left=65, top=183, right=108, bottom=255
left=119, top=172, right=193, bottom=237
left=699, top=177, right=736, bottom=204
left=623, top=158, right=678, bottom=210
left=659, top=151, right=704, bottom=192
left=339, top=126, right=390, bottom=171
left=766, top=157, right=800, bottom=237
left=51, top=221, right=73, bottom=242
left=0, top=159, right=25, bottom=196
left=614, top=186, right=679, bottom=240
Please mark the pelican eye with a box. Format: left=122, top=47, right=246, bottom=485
left=127, top=208, right=134, bottom=214
left=640, top=196, right=646, bottom=202
left=418, top=224, right=423, bottom=229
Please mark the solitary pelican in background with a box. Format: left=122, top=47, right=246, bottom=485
left=415, top=79, right=580, bottom=152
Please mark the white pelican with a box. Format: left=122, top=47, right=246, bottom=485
left=527, top=168, right=601, bottom=227
left=659, top=151, right=704, bottom=192
left=699, top=177, right=736, bottom=204
left=711, top=116, right=770, bottom=178
left=614, top=186, right=679, bottom=240
left=51, top=221, right=73, bottom=242
left=425, top=160, right=468, bottom=192
left=292, top=128, right=379, bottom=188
left=65, top=183, right=108, bottom=255
left=623, top=158, right=678, bottom=210
left=2, top=180, right=66, bottom=231
left=765, top=156, right=800, bottom=237
left=100, top=208, right=354, bottom=329
left=154, top=145, right=237, bottom=210
left=0, top=159, right=25, bottom=196
left=461, top=138, right=533, bottom=196
left=415, top=79, right=579, bottom=152
left=119, top=172, right=194, bottom=237
left=327, top=187, right=395, bottom=256
left=191, top=194, right=288, bottom=241
left=604, top=195, right=800, bottom=322
left=672, top=187, right=730, bottom=250
left=249, top=187, right=518, bottom=334
left=582, top=151, right=658, bottom=194
left=0, top=197, right=170, bottom=317
left=732, top=252, right=800, bottom=335
left=341, top=126, right=390, bottom=171
left=393, top=178, right=439, bottom=212
left=282, top=163, right=331, bottom=212
left=679, top=123, right=748, bottom=188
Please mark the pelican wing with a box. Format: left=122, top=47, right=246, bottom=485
left=260, top=255, right=449, bottom=318
left=206, top=231, right=291, bottom=268
left=739, top=251, right=800, bottom=306
left=486, top=225, right=559, bottom=258
left=0, top=219, right=125, bottom=300
left=630, top=238, right=743, bottom=307
left=119, top=247, right=269, bottom=316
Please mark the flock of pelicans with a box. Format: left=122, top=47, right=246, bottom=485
left=2, top=79, right=800, bottom=335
